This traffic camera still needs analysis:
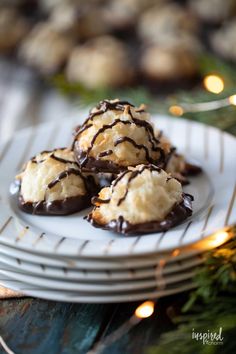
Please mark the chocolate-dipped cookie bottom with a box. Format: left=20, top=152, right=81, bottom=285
left=12, top=180, right=92, bottom=216
left=177, top=162, right=202, bottom=185
left=18, top=194, right=91, bottom=216
left=183, top=162, right=202, bottom=176
left=87, top=193, right=193, bottom=236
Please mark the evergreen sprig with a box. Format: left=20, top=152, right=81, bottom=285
left=51, top=75, right=155, bottom=108
left=148, top=231, right=236, bottom=354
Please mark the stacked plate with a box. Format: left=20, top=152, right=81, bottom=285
left=0, top=114, right=235, bottom=302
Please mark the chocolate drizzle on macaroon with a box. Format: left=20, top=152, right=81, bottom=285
left=88, top=193, right=193, bottom=235
left=73, top=99, right=166, bottom=173
left=14, top=148, right=97, bottom=216
left=87, top=164, right=194, bottom=235
left=17, top=190, right=91, bottom=216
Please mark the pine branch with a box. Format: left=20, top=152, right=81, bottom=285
left=148, top=232, right=236, bottom=354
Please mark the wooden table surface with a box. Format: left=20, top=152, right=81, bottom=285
left=0, top=294, right=186, bottom=354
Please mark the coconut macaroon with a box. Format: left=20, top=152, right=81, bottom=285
left=138, top=3, right=198, bottom=45
left=165, top=153, right=202, bottom=184
left=102, top=0, right=163, bottom=31
left=19, top=23, right=73, bottom=75
left=73, top=99, right=165, bottom=173
left=49, top=2, right=111, bottom=39
left=157, top=132, right=202, bottom=184
left=138, top=3, right=201, bottom=82
left=14, top=148, right=95, bottom=215
left=87, top=165, right=193, bottom=235
left=189, top=0, right=236, bottom=24
left=210, top=20, right=236, bottom=62
left=0, top=6, right=29, bottom=54
left=66, top=36, right=134, bottom=89
left=140, top=46, right=198, bottom=82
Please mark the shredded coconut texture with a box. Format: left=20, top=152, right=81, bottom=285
left=91, top=165, right=183, bottom=225
left=17, top=149, right=87, bottom=202
left=75, top=99, right=163, bottom=167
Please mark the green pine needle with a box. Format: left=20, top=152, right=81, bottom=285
left=148, top=231, right=236, bottom=354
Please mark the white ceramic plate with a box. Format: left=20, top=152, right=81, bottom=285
left=0, top=238, right=209, bottom=269
left=0, top=274, right=195, bottom=303
left=0, top=116, right=235, bottom=257
left=0, top=251, right=204, bottom=281
left=0, top=262, right=196, bottom=292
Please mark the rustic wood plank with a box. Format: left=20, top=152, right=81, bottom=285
left=98, top=295, right=186, bottom=354
left=0, top=298, right=115, bottom=354
left=0, top=294, right=188, bottom=354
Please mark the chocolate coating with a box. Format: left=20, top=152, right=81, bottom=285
left=87, top=193, right=193, bottom=235
left=183, top=162, right=202, bottom=176
left=178, top=161, right=202, bottom=185
left=12, top=175, right=96, bottom=216
left=18, top=194, right=91, bottom=216
left=14, top=147, right=100, bottom=216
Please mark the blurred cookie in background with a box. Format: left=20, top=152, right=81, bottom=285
left=189, top=0, right=236, bottom=24
left=66, top=36, right=135, bottom=89
left=140, top=46, right=198, bottom=82
left=19, top=22, right=74, bottom=75
left=49, top=1, right=111, bottom=40
left=138, top=2, right=199, bottom=45
left=38, top=0, right=65, bottom=13
left=140, top=29, right=202, bottom=56
left=210, top=20, right=236, bottom=62
left=0, top=6, right=29, bottom=54
left=102, top=0, right=164, bottom=31
left=138, top=2, right=201, bottom=85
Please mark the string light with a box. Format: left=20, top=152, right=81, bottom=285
left=169, top=93, right=236, bottom=116
left=135, top=301, right=155, bottom=319
left=169, top=105, right=184, bottom=116
left=172, top=249, right=180, bottom=257
left=207, top=231, right=230, bottom=249
left=88, top=301, right=156, bottom=354
left=203, top=75, right=224, bottom=94
left=229, top=94, right=236, bottom=106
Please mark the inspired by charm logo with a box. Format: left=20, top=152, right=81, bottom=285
left=192, top=327, right=224, bottom=345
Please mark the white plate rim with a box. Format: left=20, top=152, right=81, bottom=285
left=0, top=274, right=196, bottom=303
left=0, top=265, right=196, bottom=292
left=0, top=252, right=204, bottom=281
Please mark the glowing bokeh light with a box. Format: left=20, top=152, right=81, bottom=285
left=203, top=75, right=224, bottom=94
left=158, top=259, right=166, bottom=267
left=172, top=249, right=180, bottom=257
left=207, top=231, right=229, bottom=248
left=169, top=105, right=184, bottom=116
left=229, top=94, right=236, bottom=106
left=135, top=301, right=155, bottom=319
